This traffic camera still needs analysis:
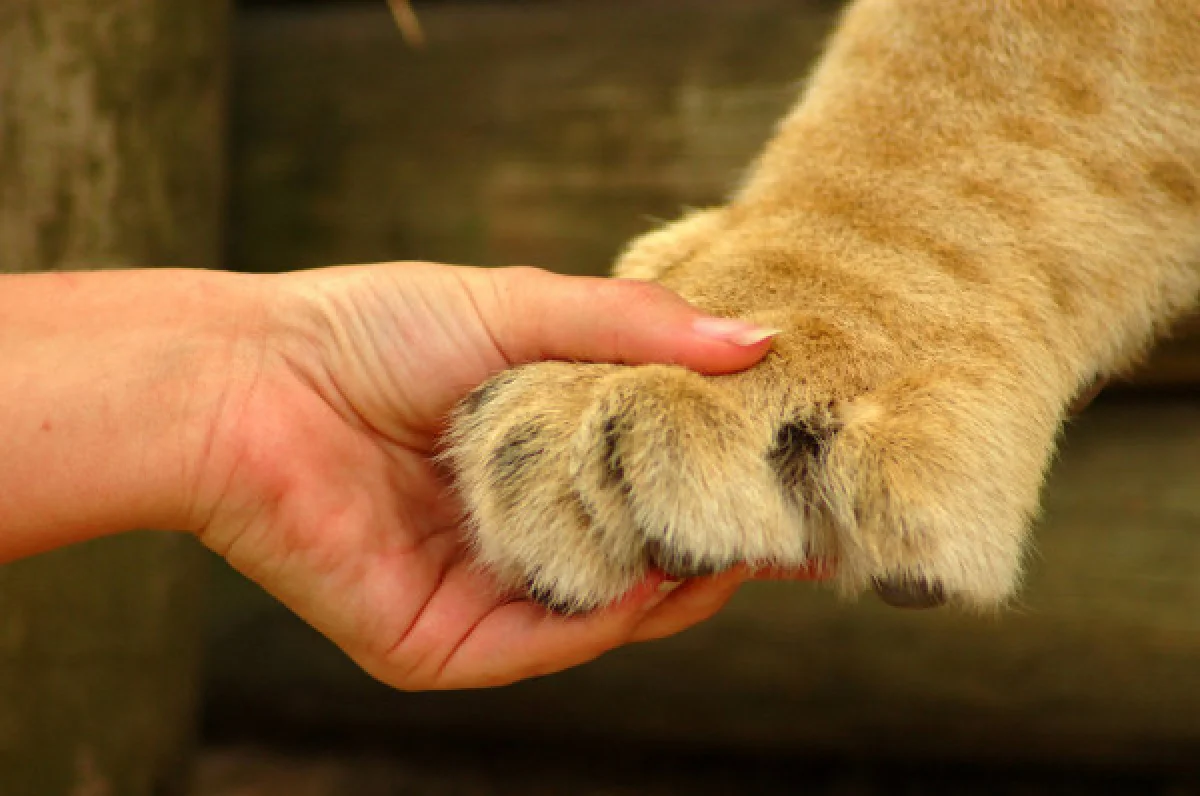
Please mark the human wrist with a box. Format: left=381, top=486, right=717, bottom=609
left=0, top=268, right=268, bottom=558
left=155, top=269, right=277, bottom=536
left=96, top=267, right=274, bottom=539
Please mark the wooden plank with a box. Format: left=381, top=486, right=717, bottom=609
left=229, top=2, right=1200, bottom=387
left=229, top=1, right=835, bottom=276
left=1136, top=315, right=1200, bottom=386
left=188, top=745, right=1188, bottom=795
left=0, top=2, right=227, bottom=793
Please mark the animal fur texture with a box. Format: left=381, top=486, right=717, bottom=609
left=446, top=0, right=1200, bottom=612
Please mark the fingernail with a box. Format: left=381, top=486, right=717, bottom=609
left=692, top=317, right=782, bottom=347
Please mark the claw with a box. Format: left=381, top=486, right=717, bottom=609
left=872, top=574, right=947, bottom=609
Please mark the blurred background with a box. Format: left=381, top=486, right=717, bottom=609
left=3, top=1, right=1199, bottom=793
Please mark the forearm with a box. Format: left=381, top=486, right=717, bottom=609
left=0, top=269, right=261, bottom=562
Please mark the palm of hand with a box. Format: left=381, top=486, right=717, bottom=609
left=200, top=264, right=747, bottom=689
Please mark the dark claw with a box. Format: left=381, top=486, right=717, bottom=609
left=872, top=575, right=947, bottom=609
left=525, top=580, right=586, bottom=615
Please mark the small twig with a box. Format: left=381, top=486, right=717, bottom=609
left=388, top=0, right=425, bottom=48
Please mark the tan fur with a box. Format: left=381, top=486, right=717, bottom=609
left=447, top=0, right=1200, bottom=612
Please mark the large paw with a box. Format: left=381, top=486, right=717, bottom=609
left=447, top=356, right=1059, bottom=612
left=446, top=361, right=810, bottom=612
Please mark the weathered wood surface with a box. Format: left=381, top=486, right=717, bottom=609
left=0, top=2, right=228, bottom=793
left=204, top=395, right=1200, bottom=768
left=229, top=1, right=1199, bottom=386
left=188, top=741, right=1186, bottom=795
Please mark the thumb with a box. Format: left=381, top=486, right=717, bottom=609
left=467, top=266, right=778, bottom=374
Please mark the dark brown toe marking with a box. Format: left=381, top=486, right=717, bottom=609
left=872, top=575, right=947, bottom=609
left=599, top=415, right=631, bottom=494
left=767, top=420, right=821, bottom=492
left=462, top=371, right=518, bottom=414
left=525, top=577, right=588, bottom=615
left=488, top=418, right=545, bottom=511
left=645, top=539, right=728, bottom=579
left=768, top=414, right=838, bottom=497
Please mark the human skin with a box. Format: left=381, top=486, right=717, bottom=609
left=0, top=262, right=815, bottom=689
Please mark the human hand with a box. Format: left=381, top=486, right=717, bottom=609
left=195, top=262, right=814, bottom=690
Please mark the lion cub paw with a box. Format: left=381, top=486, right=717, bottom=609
left=447, top=358, right=1052, bottom=612
left=447, top=362, right=809, bottom=612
